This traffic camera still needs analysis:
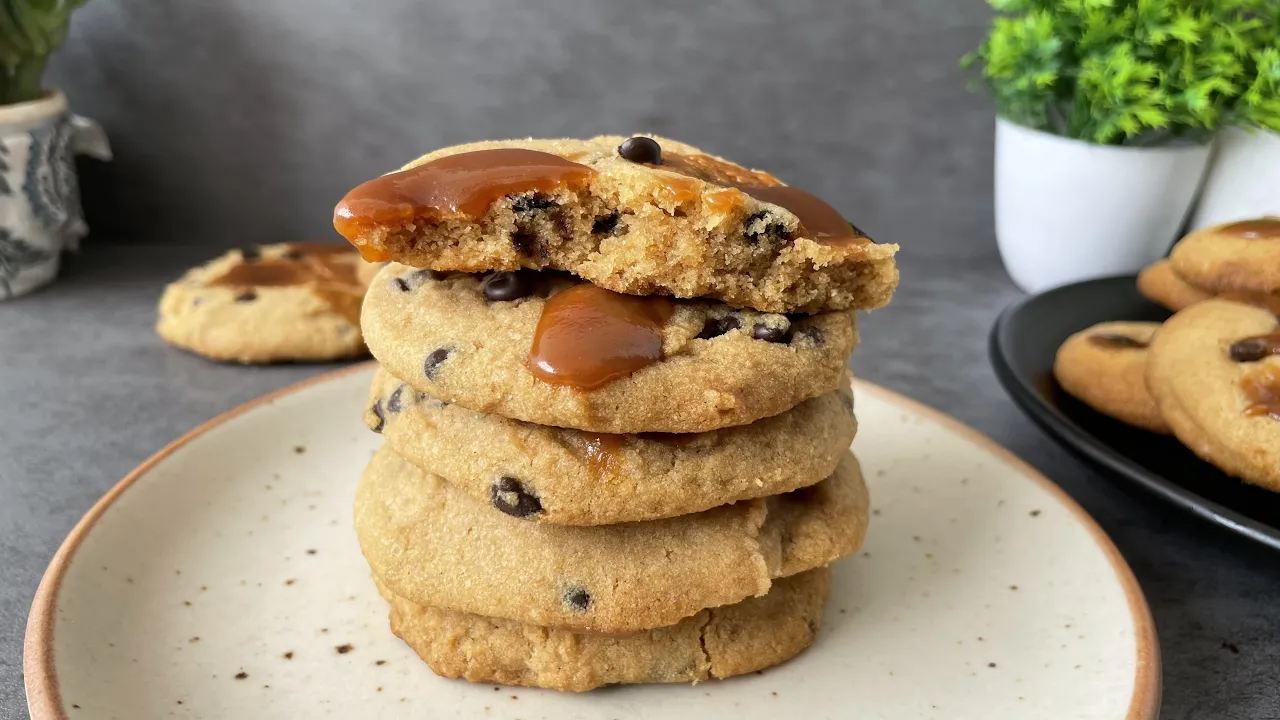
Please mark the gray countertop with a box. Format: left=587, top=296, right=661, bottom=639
left=1, top=244, right=1277, bottom=719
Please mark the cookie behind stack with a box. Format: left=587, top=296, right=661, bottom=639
left=335, top=135, right=898, bottom=690
left=1055, top=217, right=1280, bottom=493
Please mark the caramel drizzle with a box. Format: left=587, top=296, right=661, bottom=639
left=333, top=149, right=596, bottom=260
left=1220, top=217, right=1280, bottom=239
left=656, top=152, right=868, bottom=245
left=1242, top=365, right=1280, bottom=420
left=527, top=284, right=675, bottom=391
left=209, top=243, right=363, bottom=324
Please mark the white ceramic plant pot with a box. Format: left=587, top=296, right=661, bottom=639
left=1190, top=126, right=1280, bottom=230
left=0, top=91, right=111, bottom=300
left=994, top=118, right=1211, bottom=293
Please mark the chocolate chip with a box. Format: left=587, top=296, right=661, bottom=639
left=482, top=271, right=532, bottom=302
left=697, top=315, right=741, bottom=339
left=752, top=323, right=791, bottom=343
left=744, top=211, right=789, bottom=245
left=795, top=326, right=824, bottom=345
left=368, top=400, right=386, bottom=433
left=510, top=194, right=556, bottom=214
left=423, top=348, right=453, bottom=380
left=239, top=246, right=261, bottom=261
left=563, top=586, right=591, bottom=612
left=617, top=136, right=662, bottom=164
left=591, top=212, right=621, bottom=236
left=510, top=232, right=548, bottom=261
left=1230, top=337, right=1275, bottom=363
left=490, top=477, right=542, bottom=518
left=387, top=386, right=407, bottom=413
left=235, top=291, right=257, bottom=303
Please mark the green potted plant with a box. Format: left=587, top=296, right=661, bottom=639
left=0, top=0, right=110, bottom=300
left=964, top=0, right=1273, bottom=292
left=1191, top=31, right=1280, bottom=229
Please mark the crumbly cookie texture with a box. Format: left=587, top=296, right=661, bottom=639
left=1146, top=299, right=1280, bottom=491
left=354, top=443, right=867, bottom=633
left=156, top=243, right=376, bottom=363
left=1136, top=259, right=1212, bottom=312
left=1053, top=322, right=1169, bottom=434
left=334, top=135, right=898, bottom=314
left=362, top=264, right=857, bottom=433
left=376, top=567, right=829, bottom=692
left=1169, top=218, right=1280, bottom=294
left=365, top=366, right=856, bottom=525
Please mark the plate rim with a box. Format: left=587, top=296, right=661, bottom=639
left=989, top=275, right=1280, bottom=551
left=22, top=363, right=1160, bottom=720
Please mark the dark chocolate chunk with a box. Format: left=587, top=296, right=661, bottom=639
left=591, top=212, right=621, bottom=236
left=368, top=399, right=386, bottom=433
left=387, top=385, right=408, bottom=413
left=617, top=136, right=662, bottom=164
left=234, top=291, right=258, bottom=303
left=510, top=194, right=556, bottom=214
left=795, top=326, right=824, bottom=345
left=1230, top=337, right=1276, bottom=363
left=563, top=586, right=592, bottom=612
left=510, top=232, right=548, bottom=261
left=423, top=347, right=453, bottom=380
left=482, top=271, right=533, bottom=302
left=696, top=314, right=741, bottom=339
left=743, top=211, right=790, bottom=245
left=239, top=246, right=261, bottom=261
left=752, top=322, right=791, bottom=343
left=490, top=477, right=543, bottom=518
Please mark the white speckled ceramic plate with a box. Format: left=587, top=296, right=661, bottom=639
left=25, top=364, right=1159, bottom=719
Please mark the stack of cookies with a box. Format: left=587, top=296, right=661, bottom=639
left=333, top=135, right=899, bottom=691
left=1055, top=217, right=1280, bottom=492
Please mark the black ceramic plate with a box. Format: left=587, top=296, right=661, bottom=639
left=990, top=275, right=1280, bottom=550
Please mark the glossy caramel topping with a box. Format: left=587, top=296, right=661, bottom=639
left=742, top=186, right=869, bottom=245
left=658, top=152, right=864, bottom=244
left=582, top=433, right=626, bottom=480
left=209, top=244, right=362, bottom=324
left=1088, top=332, right=1149, bottom=350
left=333, top=149, right=595, bottom=241
left=1242, top=365, right=1280, bottom=420
left=1220, top=217, right=1280, bottom=239
left=528, top=284, right=674, bottom=390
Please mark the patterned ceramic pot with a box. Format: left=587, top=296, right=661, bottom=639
left=0, top=91, right=110, bottom=300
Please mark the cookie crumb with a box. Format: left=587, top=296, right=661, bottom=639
left=294, top=445, right=306, bottom=454
left=189, top=636, right=200, bottom=643
left=285, top=579, right=296, bottom=586
left=283, top=651, right=294, bottom=660
left=235, top=672, right=248, bottom=680
left=375, top=660, right=387, bottom=666
left=1030, top=510, right=1041, bottom=517
left=336, top=644, right=354, bottom=654
left=988, top=662, right=997, bottom=668
left=306, top=549, right=317, bottom=555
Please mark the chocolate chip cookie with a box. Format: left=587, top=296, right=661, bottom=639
left=1146, top=299, right=1280, bottom=491
left=354, top=444, right=868, bottom=634
left=375, top=567, right=828, bottom=691
left=1053, top=322, right=1169, bottom=433
left=1136, top=259, right=1212, bottom=312
left=1169, top=218, right=1280, bottom=294
left=361, top=264, right=857, bottom=433
left=333, top=135, right=898, bottom=314
left=156, top=243, right=376, bottom=363
left=365, top=366, right=856, bottom=525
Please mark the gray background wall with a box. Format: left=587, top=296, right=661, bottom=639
left=45, top=0, right=996, bottom=259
